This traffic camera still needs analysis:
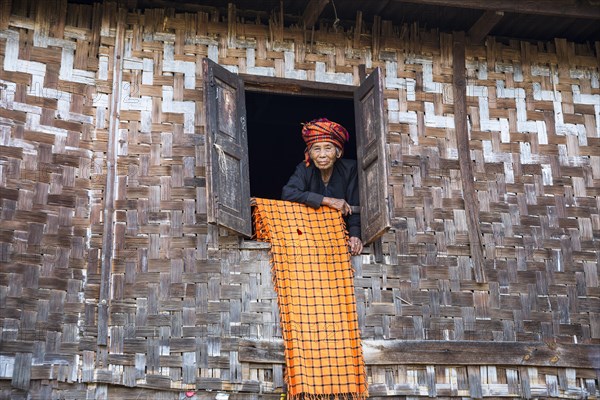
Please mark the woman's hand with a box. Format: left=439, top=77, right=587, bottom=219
left=322, top=197, right=352, bottom=215
left=321, top=197, right=362, bottom=254
left=349, top=236, right=363, bottom=256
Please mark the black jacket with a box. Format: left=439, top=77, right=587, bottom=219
left=281, top=159, right=361, bottom=239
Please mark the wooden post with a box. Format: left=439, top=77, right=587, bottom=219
left=98, top=5, right=126, bottom=346
left=227, top=3, right=236, bottom=47
left=358, top=63, right=367, bottom=82
left=0, top=0, right=11, bottom=31
left=353, top=11, right=362, bottom=49
left=452, top=31, right=486, bottom=283
left=372, top=15, right=381, bottom=59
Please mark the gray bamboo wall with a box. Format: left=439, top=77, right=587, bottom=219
left=0, top=0, right=598, bottom=399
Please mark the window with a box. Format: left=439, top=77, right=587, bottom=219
left=202, top=58, right=390, bottom=245
left=246, top=91, right=356, bottom=200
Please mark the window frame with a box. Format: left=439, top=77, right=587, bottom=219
left=203, top=59, right=391, bottom=245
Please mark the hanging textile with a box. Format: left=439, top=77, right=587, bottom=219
left=253, top=198, right=368, bottom=399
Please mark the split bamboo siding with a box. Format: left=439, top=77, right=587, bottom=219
left=0, top=0, right=598, bottom=399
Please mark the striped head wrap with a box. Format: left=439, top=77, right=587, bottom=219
left=301, top=118, right=349, bottom=166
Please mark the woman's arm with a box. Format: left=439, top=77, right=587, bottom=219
left=281, top=162, right=324, bottom=208
left=321, top=196, right=352, bottom=215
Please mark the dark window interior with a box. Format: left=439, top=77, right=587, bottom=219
left=246, top=92, right=356, bottom=199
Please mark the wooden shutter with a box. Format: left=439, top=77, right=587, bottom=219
left=203, top=58, right=251, bottom=237
left=354, top=67, right=391, bottom=244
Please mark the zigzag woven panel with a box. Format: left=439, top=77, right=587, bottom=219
left=0, top=0, right=598, bottom=399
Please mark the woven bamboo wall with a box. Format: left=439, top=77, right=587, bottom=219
left=0, top=0, right=104, bottom=398
left=373, top=36, right=600, bottom=343
left=0, top=0, right=599, bottom=399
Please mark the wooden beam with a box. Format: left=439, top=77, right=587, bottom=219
left=452, top=31, right=486, bottom=283
left=468, top=10, right=504, bottom=43
left=98, top=4, right=126, bottom=347
left=240, top=73, right=354, bottom=99
left=300, top=0, right=330, bottom=28
left=393, top=0, right=600, bottom=19
left=357, top=64, right=367, bottom=82
left=353, top=10, right=363, bottom=48
left=0, top=0, right=11, bottom=31
left=373, top=0, right=392, bottom=16
left=227, top=2, right=236, bottom=46
left=239, top=339, right=600, bottom=369
left=372, top=15, right=381, bottom=59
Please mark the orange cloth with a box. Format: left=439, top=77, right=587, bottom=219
left=253, top=198, right=368, bottom=399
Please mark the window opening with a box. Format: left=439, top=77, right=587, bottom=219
left=246, top=91, right=356, bottom=200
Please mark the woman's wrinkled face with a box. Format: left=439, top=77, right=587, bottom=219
left=309, top=141, right=341, bottom=171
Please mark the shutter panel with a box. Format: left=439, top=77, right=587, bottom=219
left=354, top=67, right=391, bottom=244
left=203, top=58, right=252, bottom=237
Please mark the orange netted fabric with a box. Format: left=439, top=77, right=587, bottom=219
left=252, top=198, right=368, bottom=400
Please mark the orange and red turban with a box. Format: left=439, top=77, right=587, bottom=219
left=301, top=118, right=349, bottom=166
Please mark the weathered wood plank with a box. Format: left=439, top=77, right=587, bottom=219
left=203, top=58, right=252, bottom=237
left=354, top=11, right=363, bottom=48
left=468, top=10, right=504, bottom=43
left=354, top=67, right=392, bottom=244
left=0, top=0, right=11, bottom=30
left=397, top=0, right=600, bottom=19
left=98, top=4, right=126, bottom=346
left=301, top=0, right=330, bottom=28
left=239, top=339, right=600, bottom=369
left=452, top=31, right=486, bottom=283
left=240, top=73, right=354, bottom=98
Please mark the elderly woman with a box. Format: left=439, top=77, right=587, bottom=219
left=281, top=118, right=363, bottom=256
